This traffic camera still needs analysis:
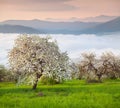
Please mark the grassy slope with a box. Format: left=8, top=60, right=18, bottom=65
left=0, top=79, right=120, bottom=108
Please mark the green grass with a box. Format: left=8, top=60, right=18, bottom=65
left=0, top=79, right=120, bottom=108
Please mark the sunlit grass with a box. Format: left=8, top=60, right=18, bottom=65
left=0, top=79, right=120, bottom=108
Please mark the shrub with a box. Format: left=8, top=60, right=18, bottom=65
left=86, top=79, right=102, bottom=83
left=0, top=65, right=6, bottom=82
left=0, top=65, right=13, bottom=82
left=40, top=75, right=60, bottom=85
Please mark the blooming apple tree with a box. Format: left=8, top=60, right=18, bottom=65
left=8, top=35, right=69, bottom=89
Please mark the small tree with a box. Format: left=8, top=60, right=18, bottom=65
left=8, top=35, right=69, bottom=89
left=79, top=52, right=98, bottom=81
left=68, top=61, right=79, bottom=79
left=0, top=65, right=7, bottom=82
left=0, top=65, right=13, bottom=82
left=100, top=52, right=120, bottom=79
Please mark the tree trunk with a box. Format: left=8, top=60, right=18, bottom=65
left=97, top=75, right=102, bottom=82
left=32, top=73, right=42, bottom=90
left=32, top=78, right=38, bottom=90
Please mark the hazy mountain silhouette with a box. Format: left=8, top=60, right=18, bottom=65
left=0, top=24, right=40, bottom=34
left=0, top=16, right=120, bottom=34
left=80, top=15, right=117, bottom=22
left=0, top=19, right=99, bottom=34
left=46, top=15, right=117, bottom=22
left=81, top=17, right=120, bottom=34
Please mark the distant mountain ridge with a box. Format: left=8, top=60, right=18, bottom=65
left=80, top=15, right=117, bottom=22
left=81, top=17, right=120, bottom=34
left=0, top=19, right=100, bottom=34
left=0, top=24, right=40, bottom=34
left=0, top=16, right=120, bottom=34
left=46, top=15, right=118, bottom=22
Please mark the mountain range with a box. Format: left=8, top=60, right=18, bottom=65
left=0, top=25, right=40, bottom=34
left=46, top=15, right=117, bottom=22
left=81, top=17, right=120, bottom=34
left=0, top=16, right=120, bottom=34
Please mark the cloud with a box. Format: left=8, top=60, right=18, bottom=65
left=48, top=34, right=120, bottom=58
left=20, top=3, right=77, bottom=12
left=1, top=0, right=77, bottom=11
left=1, top=0, right=72, bottom=4
left=0, top=33, right=120, bottom=66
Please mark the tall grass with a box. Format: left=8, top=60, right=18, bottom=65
left=0, top=79, right=120, bottom=108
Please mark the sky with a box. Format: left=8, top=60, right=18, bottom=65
left=0, top=0, right=120, bottom=21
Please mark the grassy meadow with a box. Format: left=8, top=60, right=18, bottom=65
left=0, top=79, right=120, bottom=108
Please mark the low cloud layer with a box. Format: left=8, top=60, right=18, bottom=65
left=0, top=33, right=120, bottom=66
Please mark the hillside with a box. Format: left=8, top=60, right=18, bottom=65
left=82, top=17, right=120, bottom=34
left=0, top=24, right=40, bottom=34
